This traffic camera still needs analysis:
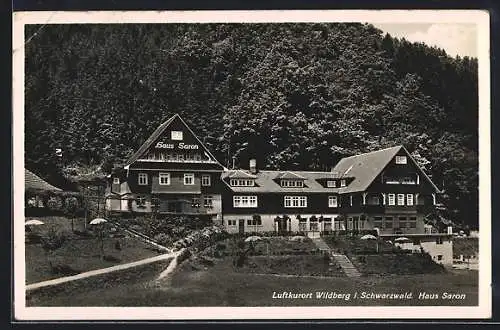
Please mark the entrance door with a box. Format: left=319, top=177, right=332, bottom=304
left=277, top=218, right=288, bottom=234
left=238, top=219, right=245, bottom=234
left=168, top=201, right=182, bottom=213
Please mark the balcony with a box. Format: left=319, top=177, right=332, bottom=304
left=359, top=204, right=432, bottom=214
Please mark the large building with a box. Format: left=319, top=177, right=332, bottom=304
left=222, top=146, right=442, bottom=236
left=105, top=114, right=225, bottom=222
left=105, top=114, right=452, bottom=264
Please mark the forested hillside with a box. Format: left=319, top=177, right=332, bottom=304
left=24, top=23, right=479, bottom=227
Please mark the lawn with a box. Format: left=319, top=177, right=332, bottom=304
left=236, top=255, right=344, bottom=277
left=27, top=257, right=479, bottom=307
left=203, top=236, right=320, bottom=257
left=323, top=234, right=396, bottom=255
left=350, top=254, right=446, bottom=275
left=25, top=216, right=162, bottom=284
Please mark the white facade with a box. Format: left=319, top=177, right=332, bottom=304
left=223, top=213, right=341, bottom=234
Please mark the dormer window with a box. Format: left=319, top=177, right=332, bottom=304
left=395, top=156, right=407, bottom=164
left=113, top=177, right=120, bottom=185
left=171, top=130, right=183, bottom=141
left=340, top=179, right=347, bottom=187
left=230, top=179, right=255, bottom=187
left=281, top=179, right=304, bottom=188
left=327, top=180, right=336, bottom=188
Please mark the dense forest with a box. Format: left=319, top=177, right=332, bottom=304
left=24, top=23, right=479, bottom=228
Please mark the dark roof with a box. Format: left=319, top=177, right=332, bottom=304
left=331, top=146, right=402, bottom=194
left=331, top=145, right=441, bottom=194
left=25, top=169, right=62, bottom=192
left=124, top=114, right=224, bottom=169
left=223, top=145, right=441, bottom=194
left=125, top=115, right=177, bottom=165
left=222, top=170, right=340, bottom=193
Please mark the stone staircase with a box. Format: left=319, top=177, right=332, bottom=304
left=312, top=237, right=331, bottom=251
left=312, top=237, right=361, bottom=277
left=331, top=253, right=362, bottom=277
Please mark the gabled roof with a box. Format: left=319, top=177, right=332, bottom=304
left=276, top=171, right=306, bottom=180
left=331, top=145, right=441, bottom=194
left=25, top=169, right=62, bottom=192
left=222, top=170, right=340, bottom=193
left=227, top=170, right=258, bottom=179
left=124, top=114, right=223, bottom=168
left=125, top=115, right=177, bottom=165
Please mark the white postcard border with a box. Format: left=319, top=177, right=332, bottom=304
left=12, top=9, right=492, bottom=320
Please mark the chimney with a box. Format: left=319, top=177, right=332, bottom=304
left=249, top=159, right=257, bottom=174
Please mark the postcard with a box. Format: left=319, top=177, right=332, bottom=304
left=12, top=9, right=491, bottom=320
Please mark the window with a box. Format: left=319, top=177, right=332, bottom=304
left=299, top=218, right=307, bottom=231
left=310, top=218, right=319, bottom=231
left=136, top=195, right=147, bottom=207
left=281, top=179, right=304, bottom=187
left=230, top=179, right=255, bottom=187
left=388, top=194, right=395, bottom=206
left=138, top=173, right=148, bottom=185
left=328, top=196, right=338, bottom=208
left=327, top=180, right=336, bottom=188
left=227, top=220, right=237, bottom=226
left=409, top=216, right=417, bottom=228
left=347, top=218, right=353, bottom=230
left=159, top=172, right=170, bottom=185
left=201, top=175, right=211, bottom=186
left=203, top=195, right=213, bottom=208
left=171, top=130, right=183, bottom=140
left=437, top=255, right=443, bottom=261
left=402, top=177, right=416, bottom=185
left=385, top=177, right=400, bottom=184
left=399, top=217, right=408, bottom=228
left=284, top=196, right=307, bottom=208
left=113, top=177, right=120, bottom=184
left=406, top=194, right=414, bottom=206
left=373, top=216, right=383, bottom=228
left=395, top=156, right=407, bottom=164
left=247, top=218, right=262, bottom=226
left=385, top=216, right=393, bottom=229
left=436, top=237, right=443, bottom=245
left=184, top=173, right=195, bottom=185
left=340, top=179, right=347, bottom=187
left=233, top=196, right=258, bottom=208
left=397, top=194, right=405, bottom=206
left=369, top=196, right=380, bottom=205
left=191, top=197, right=200, bottom=208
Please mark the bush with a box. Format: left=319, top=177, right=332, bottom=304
left=103, top=255, right=121, bottom=263
left=50, top=263, right=80, bottom=276
left=73, top=229, right=94, bottom=238
left=41, top=229, right=67, bottom=253
left=26, top=232, right=43, bottom=244
left=153, top=233, right=172, bottom=246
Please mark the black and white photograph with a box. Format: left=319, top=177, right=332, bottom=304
left=12, top=10, right=491, bottom=320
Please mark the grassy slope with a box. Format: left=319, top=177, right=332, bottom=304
left=25, top=216, right=161, bottom=283
left=28, top=257, right=478, bottom=307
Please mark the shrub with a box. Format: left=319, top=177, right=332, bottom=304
left=41, top=229, right=67, bottom=253
left=153, top=233, right=172, bottom=246
left=73, top=229, right=94, bottom=238
left=50, top=263, right=80, bottom=276
left=103, top=255, right=121, bottom=263
left=129, top=224, right=143, bottom=232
